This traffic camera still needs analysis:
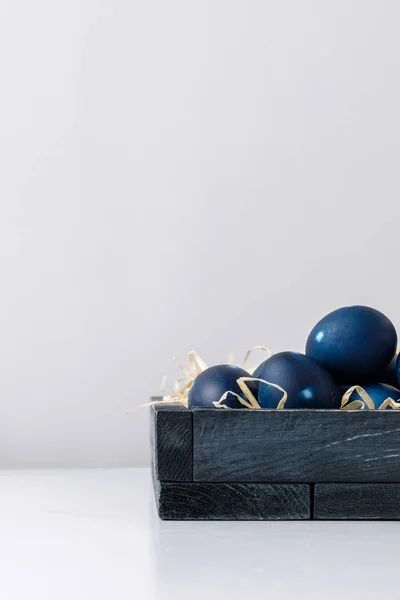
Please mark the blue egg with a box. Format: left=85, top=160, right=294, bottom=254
left=397, top=353, right=400, bottom=388
left=188, top=364, right=253, bottom=408
left=374, top=352, right=399, bottom=387
left=306, top=306, right=397, bottom=379
left=250, top=362, right=264, bottom=395
left=342, top=383, right=400, bottom=410
left=252, top=363, right=263, bottom=380
left=256, top=351, right=342, bottom=409
left=337, top=353, right=400, bottom=387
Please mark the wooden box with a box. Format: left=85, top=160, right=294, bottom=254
left=151, top=402, right=400, bottom=520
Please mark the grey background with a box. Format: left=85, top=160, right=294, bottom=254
left=1, top=0, right=399, bottom=466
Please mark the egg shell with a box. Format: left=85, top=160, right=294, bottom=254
left=188, top=364, right=253, bottom=408
left=397, top=353, right=400, bottom=388
left=369, top=353, right=399, bottom=387
left=252, top=362, right=263, bottom=380
left=336, top=353, right=400, bottom=387
left=380, top=353, right=399, bottom=387
left=342, top=383, right=400, bottom=410
left=306, top=305, right=397, bottom=379
left=256, top=351, right=342, bottom=409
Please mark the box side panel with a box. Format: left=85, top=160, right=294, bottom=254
left=314, top=484, right=400, bottom=520
left=193, top=410, right=400, bottom=482
left=152, top=405, right=193, bottom=482
left=157, top=482, right=310, bottom=520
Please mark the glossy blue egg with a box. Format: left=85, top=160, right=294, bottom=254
left=336, top=353, right=400, bottom=387
left=374, top=352, right=399, bottom=387
left=252, top=363, right=263, bottom=380
left=306, top=306, right=397, bottom=379
left=188, top=364, right=253, bottom=408
left=256, top=351, right=342, bottom=409
left=250, top=362, right=264, bottom=394
left=397, top=353, right=400, bottom=388
left=341, top=383, right=400, bottom=410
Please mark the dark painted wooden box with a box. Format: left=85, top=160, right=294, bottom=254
left=151, top=402, right=400, bottom=520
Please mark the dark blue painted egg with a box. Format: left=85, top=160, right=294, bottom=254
left=341, top=383, right=400, bottom=410
left=337, top=353, right=399, bottom=387
left=252, top=363, right=263, bottom=380
left=306, top=306, right=397, bottom=380
left=188, top=364, right=253, bottom=408
left=256, top=351, right=342, bottom=409
left=249, top=362, right=264, bottom=395
left=374, top=352, right=399, bottom=387
left=397, top=353, right=400, bottom=388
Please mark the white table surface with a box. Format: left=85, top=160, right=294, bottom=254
left=0, top=468, right=399, bottom=600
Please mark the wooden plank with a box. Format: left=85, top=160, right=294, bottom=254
left=152, top=404, right=193, bottom=482
left=314, top=484, right=400, bottom=520
left=193, top=409, right=400, bottom=483
left=155, top=481, right=310, bottom=520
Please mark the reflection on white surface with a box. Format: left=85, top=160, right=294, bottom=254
left=0, top=468, right=399, bottom=600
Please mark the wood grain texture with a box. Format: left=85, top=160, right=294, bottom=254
left=155, top=481, right=310, bottom=520
left=193, top=409, right=400, bottom=483
left=314, top=483, right=400, bottom=520
left=152, top=403, right=193, bottom=482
